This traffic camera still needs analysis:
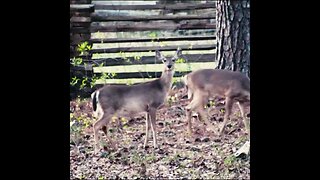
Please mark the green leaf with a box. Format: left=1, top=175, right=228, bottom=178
left=176, top=58, right=186, bottom=64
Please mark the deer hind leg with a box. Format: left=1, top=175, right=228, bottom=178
left=93, top=112, right=113, bottom=154
left=237, top=101, right=250, bottom=139
left=191, top=91, right=216, bottom=133
left=111, top=117, right=123, bottom=134
left=149, top=108, right=158, bottom=149
left=144, top=112, right=151, bottom=148
left=101, top=123, right=117, bottom=150
left=186, top=94, right=201, bottom=135
left=185, top=102, right=194, bottom=135
left=186, top=91, right=212, bottom=134
left=219, top=96, right=234, bottom=136
left=196, top=95, right=217, bottom=133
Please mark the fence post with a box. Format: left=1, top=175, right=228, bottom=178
left=70, top=0, right=94, bottom=99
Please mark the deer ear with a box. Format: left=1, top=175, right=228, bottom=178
left=175, top=47, right=182, bottom=58
left=155, top=50, right=162, bottom=59
left=177, top=47, right=182, bottom=56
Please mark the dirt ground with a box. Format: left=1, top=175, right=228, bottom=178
left=70, top=89, right=250, bottom=179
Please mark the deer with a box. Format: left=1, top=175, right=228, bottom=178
left=183, top=69, right=250, bottom=139
left=91, top=48, right=181, bottom=154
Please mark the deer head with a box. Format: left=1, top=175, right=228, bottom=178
left=155, top=48, right=182, bottom=71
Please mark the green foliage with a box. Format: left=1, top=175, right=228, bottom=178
left=80, top=77, right=88, bottom=90
left=130, top=151, right=144, bottom=164
left=209, top=100, right=215, bottom=107
left=134, top=54, right=142, bottom=61
left=148, top=31, right=158, bottom=39
left=77, top=42, right=92, bottom=55
left=126, top=79, right=134, bottom=86
left=71, top=57, right=83, bottom=66
left=100, top=72, right=117, bottom=84
left=71, top=42, right=117, bottom=92
left=224, top=155, right=236, bottom=167
left=172, top=78, right=179, bottom=85
left=167, top=95, right=177, bottom=106
left=145, top=153, right=157, bottom=163
left=79, top=175, right=86, bottom=180
left=70, top=76, right=80, bottom=86
left=118, top=51, right=130, bottom=62
left=70, top=113, right=92, bottom=129
left=90, top=74, right=99, bottom=88
left=175, top=58, right=186, bottom=64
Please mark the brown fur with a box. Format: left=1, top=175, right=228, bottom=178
left=91, top=48, right=181, bottom=153
left=184, top=69, right=250, bottom=138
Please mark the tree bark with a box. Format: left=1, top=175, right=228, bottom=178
left=216, top=0, right=250, bottom=77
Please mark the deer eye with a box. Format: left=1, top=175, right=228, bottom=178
left=163, top=59, right=166, bottom=62
left=172, top=59, right=176, bottom=62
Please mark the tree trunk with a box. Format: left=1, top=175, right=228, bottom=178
left=216, top=0, right=250, bottom=77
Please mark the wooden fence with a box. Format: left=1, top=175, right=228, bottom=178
left=70, top=0, right=217, bottom=97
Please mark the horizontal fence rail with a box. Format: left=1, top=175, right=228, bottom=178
left=93, top=2, right=216, bottom=10
left=91, top=13, right=215, bottom=21
left=90, top=44, right=216, bottom=53
left=89, top=35, right=216, bottom=43
left=89, top=21, right=216, bottom=32
left=70, top=0, right=217, bottom=91
left=86, top=53, right=216, bottom=66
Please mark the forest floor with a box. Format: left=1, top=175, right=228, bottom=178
left=70, top=88, right=250, bottom=179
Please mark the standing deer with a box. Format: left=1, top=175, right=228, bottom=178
left=91, top=48, right=181, bottom=153
left=183, top=69, right=250, bottom=138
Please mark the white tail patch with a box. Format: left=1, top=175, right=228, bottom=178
left=95, top=90, right=100, bottom=103
left=92, top=90, right=101, bottom=118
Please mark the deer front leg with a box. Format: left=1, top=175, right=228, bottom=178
left=186, top=106, right=193, bottom=135
left=93, top=116, right=107, bottom=154
left=149, top=108, right=158, bottom=149
left=186, top=98, right=202, bottom=135
left=144, top=112, right=151, bottom=148
left=197, top=97, right=216, bottom=133
left=186, top=95, right=214, bottom=134
left=93, top=113, right=113, bottom=154
left=219, top=97, right=233, bottom=136
left=191, top=92, right=215, bottom=133
left=102, top=124, right=117, bottom=150
left=116, top=117, right=123, bottom=133
left=237, top=102, right=250, bottom=139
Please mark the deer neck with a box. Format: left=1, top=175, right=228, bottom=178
left=160, top=68, right=174, bottom=92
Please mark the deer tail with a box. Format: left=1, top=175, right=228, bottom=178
left=91, top=91, right=99, bottom=111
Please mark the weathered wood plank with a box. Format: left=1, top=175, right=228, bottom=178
left=93, top=2, right=215, bottom=10
left=90, top=44, right=216, bottom=54
left=85, top=53, right=216, bottom=66
left=91, top=13, right=215, bottom=21
left=70, top=12, right=91, bottom=17
left=95, top=77, right=184, bottom=85
left=71, top=22, right=91, bottom=28
left=94, top=71, right=190, bottom=79
left=70, top=0, right=91, bottom=4
left=90, top=21, right=216, bottom=32
left=71, top=27, right=90, bottom=33
left=89, top=35, right=216, bottom=43
left=70, top=16, right=91, bottom=23
left=93, top=62, right=217, bottom=73
left=70, top=4, right=94, bottom=12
